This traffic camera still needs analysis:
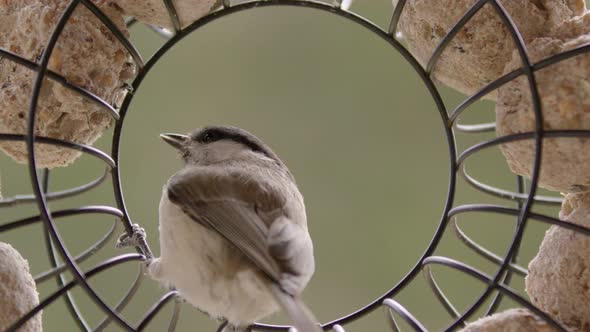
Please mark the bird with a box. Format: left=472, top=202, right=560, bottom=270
left=147, top=125, right=320, bottom=332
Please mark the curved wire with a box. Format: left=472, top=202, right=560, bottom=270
left=166, top=298, right=182, bottom=332
left=44, top=216, right=91, bottom=331
left=35, top=220, right=118, bottom=283
left=449, top=42, right=590, bottom=127
left=37, top=169, right=90, bottom=331
left=0, top=167, right=109, bottom=207
left=147, top=25, right=176, bottom=39
left=456, top=130, right=590, bottom=205
left=136, top=291, right=179, bottom=331
left=485, top=174, right=524, bottom=319
left=79, top=0, right=144, bottom=68
left=387, top=0, right=406, bottom=36
left=460, top=163, right=562, bottom=205
left=422, top=256, right=570, bottom=332
left=454, top=122, right=496, bottom=133
left=94, top=265, right=146, bottom=331
left=382, top=299, right=429, bottom=332
left=162, top=0, right=182, bottom=32
left=449, top=204, right=590, bottom=235
left=438, top=1, right=543, bottom=329
left=24, top=1, right=137, bottom=329
left=0, top=48, right=120, bottom=120
left=125, top=17, right=138, bottom=27
left=332, top=324, right=345, bottom=332
left=0, top=134, right=116, bottom=168
left=422, top=265, right=461, bottom=321
left=448, top=217, right=527, bottom=277
left=5, top=254, right=145, bottom=332
left=0, top=205, right=124, bottom=232
left=426, top=0, right=488, bottom=75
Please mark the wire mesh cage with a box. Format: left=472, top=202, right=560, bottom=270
left=1, top=0, right=590, bottom=331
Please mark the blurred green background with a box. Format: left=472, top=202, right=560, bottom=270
left=0, top=0, right=575, bottom=331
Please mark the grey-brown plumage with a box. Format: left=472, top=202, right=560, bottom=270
left=149, top=126, right=319, bottom=332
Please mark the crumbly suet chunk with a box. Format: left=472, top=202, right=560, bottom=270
left=393, top=0, right=585, bottom=100
left=0, top=242, right=42, bottom=332
left=0, top=0, right=135, bottom=167
left=526, top=192, right=590, bottom=331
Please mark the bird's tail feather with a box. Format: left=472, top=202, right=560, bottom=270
left=269, top=285, right=322, bottom=332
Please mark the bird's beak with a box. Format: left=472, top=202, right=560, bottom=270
left=160, top=133, right=188, bottom=151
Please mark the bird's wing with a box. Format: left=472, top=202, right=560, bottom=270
left=166, top=165, right=286, bottom=282
left=167, top=165, right=321, bottom=332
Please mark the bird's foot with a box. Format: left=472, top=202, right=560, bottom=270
left=116, top=223, right=146, bottom=249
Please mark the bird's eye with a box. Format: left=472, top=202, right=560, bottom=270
left=201, top=132, right=217, bottom=143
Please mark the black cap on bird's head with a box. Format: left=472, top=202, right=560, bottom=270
left=160, top=126, right=283, bottom=165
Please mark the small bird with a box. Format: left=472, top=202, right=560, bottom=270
left=148, top=125, right=320, bottom=332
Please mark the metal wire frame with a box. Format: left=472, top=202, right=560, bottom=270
left=0, top=0, right=590, bottom=331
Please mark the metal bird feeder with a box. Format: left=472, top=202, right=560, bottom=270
left=1, top=0, right=590, bottom=331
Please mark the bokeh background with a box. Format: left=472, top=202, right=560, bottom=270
left=0, top=0, right=580, bottom=331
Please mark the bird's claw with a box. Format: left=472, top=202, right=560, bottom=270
left=116, top=224, right=146, bottom=249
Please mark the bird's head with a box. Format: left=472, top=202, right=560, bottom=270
left=160, top=125, right=283, bottom=166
